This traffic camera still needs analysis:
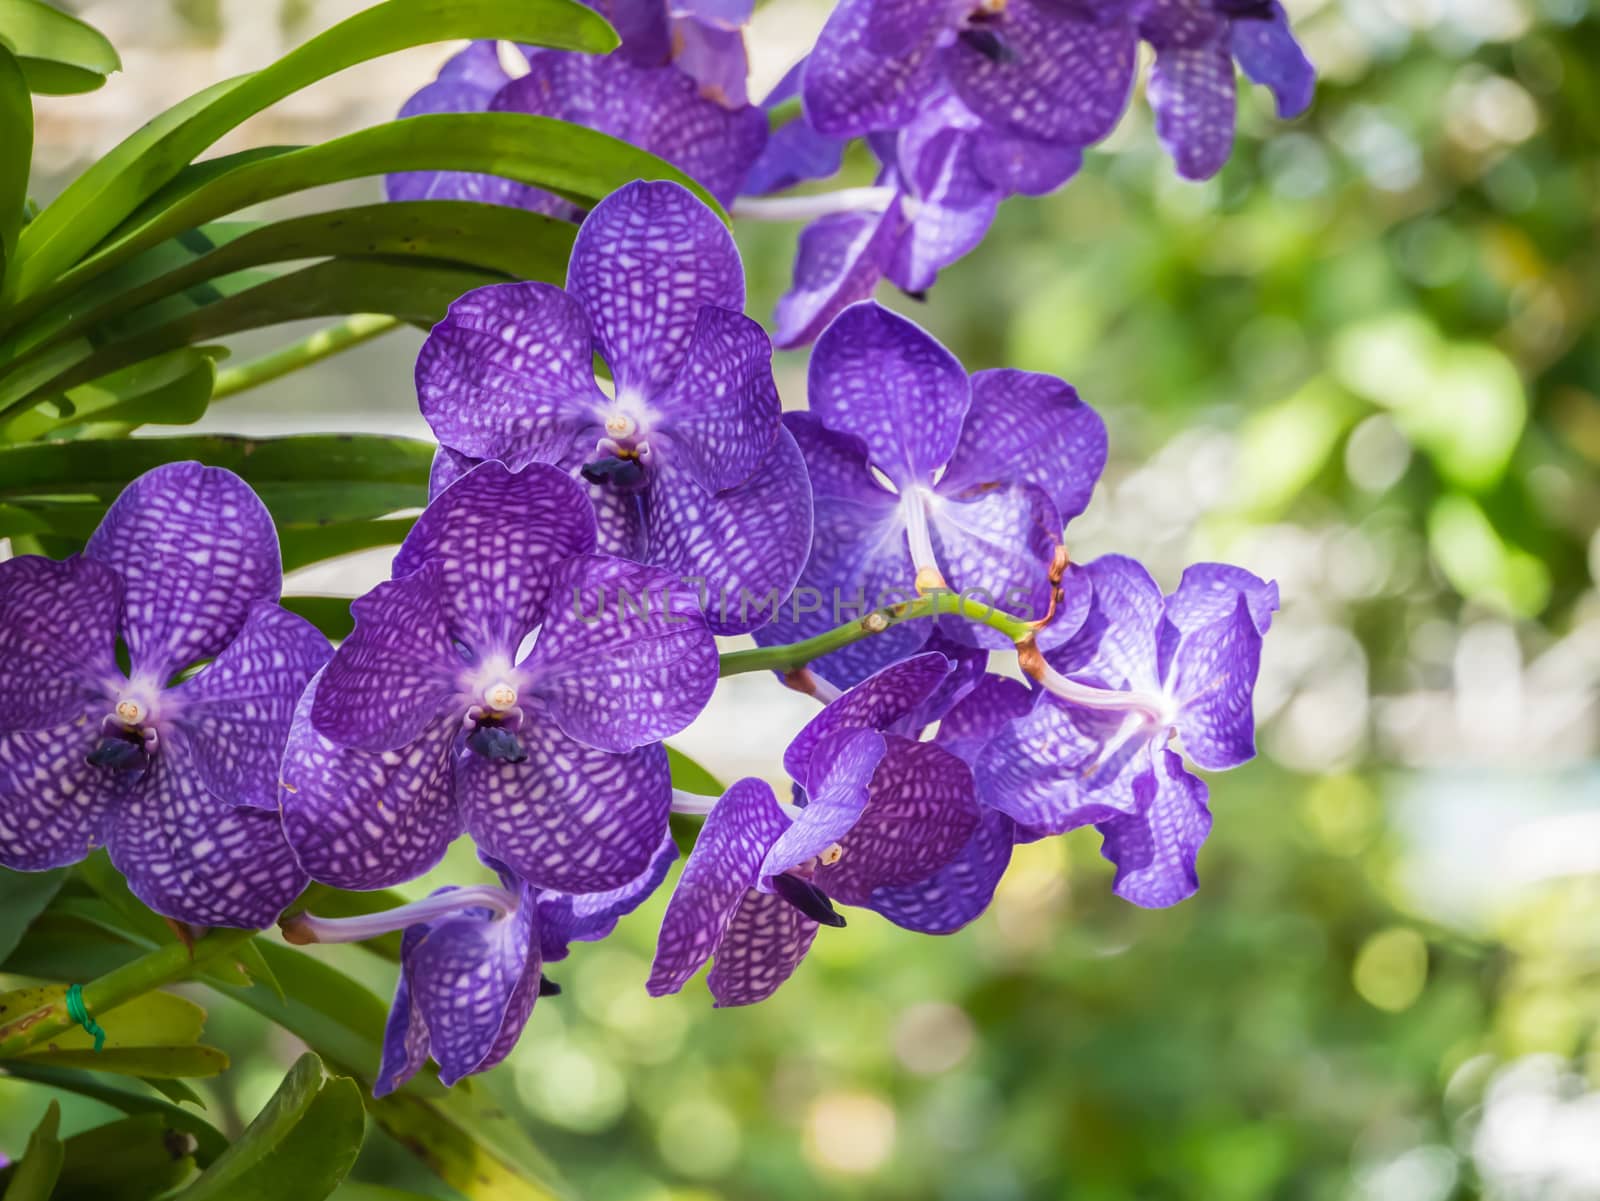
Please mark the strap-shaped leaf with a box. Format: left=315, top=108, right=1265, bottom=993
left=16, top=1044, right=230, bottom=1079
left=52, top=1114, right=198, bottom=1199
left=280, top=517, right=418, bottom=573
left=282, top=596, right=357, bottom=642
left=369, top=1092, right=572, bottom=1201
left=0, top=1099, right=62, bottom=1201
left=3, top=201, right=574, bottom=369
left=0, top=44, right=30, bottom=283
left=1, top=1062, right=228, bottom=1165
left=172, top=1053, right=365, bottom=1201
left=1, top=257, right=507, bottom=416
left=0, top=867, right=65, bottom=964
left=0, top=432, right=433, bottom=538
left=0, top=0, right=119, bottom=96
left=7, top=0, right=615, bottom=296
left=22, top=112, right=718, bottom=325
left=1, top=347, right=218, bottom=442
left=0, top=984, right=206, bottom=1050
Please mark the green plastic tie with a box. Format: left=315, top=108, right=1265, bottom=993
left=64, top=984, right=105, bottom=1052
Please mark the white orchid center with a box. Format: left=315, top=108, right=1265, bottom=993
left=820, top=843, right=844, bottom=866
left=114, top=698, right=145, bottom=725
left=484, top=681, right=519, bottom=712
left=604, top=412, right=637, bottom=440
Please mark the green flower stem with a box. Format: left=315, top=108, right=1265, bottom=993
left=0, top=927, right=256, bottom=1059
left=766, top=95, right=801, bottom=130
left=210, top=314, right=398, bottom=402
left=717, top=589, right=1036, bottom=678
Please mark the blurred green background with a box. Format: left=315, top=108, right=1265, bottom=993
left=5, top=0, right=1599, bottom=1197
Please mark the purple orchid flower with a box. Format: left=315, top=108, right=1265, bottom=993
left=977, top=555, right=1278, bottom=907
left=415, top=181, right=813, bottom=635
left=742, top=93, right=1079, bottom=348
left=1138, top=0, right=1315, bottom=179
left=280, top=459, right=717, bottom=896
left=0, top=463, right=328, bottom=928
left=801, top=0, right=1137, bottom=150
left=752, top=301, right=1105, bottom=688
left=283, top=838, right=676, bottom=1093
left=650, top=653, right=982, bottom=1005
left=740, top=60, right=848, bottom=198
left=386, top=37, right=765, bottom=215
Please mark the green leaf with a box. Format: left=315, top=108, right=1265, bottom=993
left=0, top=867, right=67, bottom=964
left=0, top=1099, right=62, bottom=1201
left=280, top=518, right=416, bottom=573
left=0, top=1061, right=228, bottom=1164
left=0, top=432, right=433, bottom=541
left=140, top=1074, right=207, bottom=1108
left=0, top=984, right=206, bottom=1052
left=16, top=1044, right=229, bottom=1079
left=369, top=1091, right=571, bottom=1201
left=1, top=347, right=218, bottom=442
left=667, top=745, right=724, bottom=795
left=0, top=44, right=31, bottom=284
left=9, top=0, right=616, bottom=297
left=2, top=201, right=573, bottom=369
left=27, top=111, right=719, bottom=325
left=2, top=256, right=507, bottom=413
left=172, top=1053, right=365, bottom=1201
left=281, top=596, right=355, bottom=642
left=213, top=943, right=392, bottom=1080
left=53, top=1113, right=198, bottom=1200
left=0, top=0, right=119, bottom=96
left=331, top=1186, right=447, bottom=1201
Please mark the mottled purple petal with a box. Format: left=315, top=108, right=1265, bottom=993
left=808, top=302, right=970, bottom=487
left=935, top=673, right=1034, bottom=766
left=671, top=17, right=750, bottom=107
left=971, top=132, right=1082, bottom=196
left=772, top=209, right=896, bottom=351
left=566, top=180, right=746, bottom=397
left=537, top=833, right=678, bottom=962
left=652, top=305, right=780, bottom=493
left=405, top=891, right=539, bottom=1086
left=671, top=0, right=752, bottom=28
left=1044, top=554, right=1164, bottom=689
left=1231, top=4, right=1314, bottom=119
left=761, top=729, right=885, bottom=880
left=643, top=427, right=813, bottom=636
left=1167, top=595, right=1262, bottom=771
left=374, top=930, right=431, bottom=1097
left=524, top=554, right=716, bottom=751
left=1164, top=562, right=1279, bottom=636
left=749, top=494, right=920, bottom=687
left=815, top=735, right=978, bottom=903
left=706, top=889, right=817, bottom=1006
left=783, top=411, right=895, bottom=509
left=802, top=0, right=946, bottom=136
left=495, top=55, right=767, bottom=207
left=171, top=602, right=329, bottom=809
left=869, top=807, right=1015, bottom=933
left=429, top=446, right=477, bottom=501
left=0, top=720, right=117, bottom=871
left=1098, top=748, right=1210, bottom=908
left=975, top=696, right=1149, bottom=834
left=784, top=652, right=952, bottom=786
left=393, top=460, right=598, bottom=654
left=945, top=0, right=1136, bottom=145
left=898, top=627, right=989, bottom=734
left=107, top=736, right=307, bottom=928
left=457, top=721, right=670, bottom=893
left=742, top=112, right=846, bottom=196
left=591, top=478, right=649, bottom=559
left=648, top=777, right=789, bottom=995
left=280, top=671, right=462, bottom=890
left=0, top=555, right=120, bottom=733
left=86, top=462, right=281, bottom=680
left=883, top=154, right=999, bottom=294
left=416, top=283, right=604, bottom=467
left=1148, top=37, right=1237, bottom=180
left=311, top=562, right=462, bottom=752
left=928, top=482, right=1061, bottom=648
left=941, top=369, right=1107, bottom=522
left=586, top=0, right=672, bottom=62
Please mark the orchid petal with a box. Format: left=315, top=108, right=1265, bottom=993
left=0, top=555, right=121, bottom=733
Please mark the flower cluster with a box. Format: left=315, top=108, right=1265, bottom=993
left=0, top=173, right=1276, bottom=1091
left=391, top=0, right=1314, bottom=343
